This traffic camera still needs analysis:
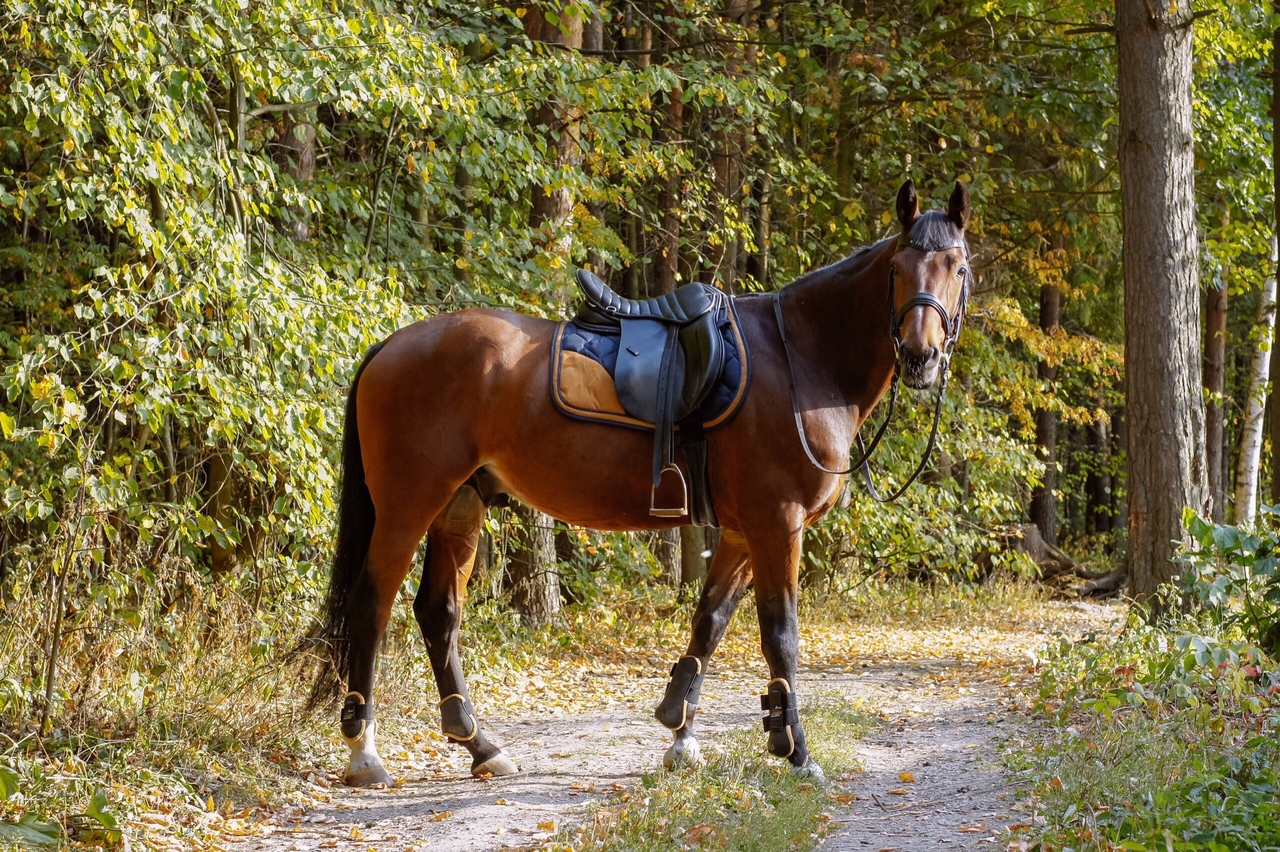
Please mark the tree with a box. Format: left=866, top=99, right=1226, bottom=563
left=1234, top=253, right=1278, bottom=526
left=1204, top=281, right=1227, bottom=521
left=502, top=0, right=586, bottom=624
left=1115, top=0, right=1208, bottom=608
left=1030, top=279, right=1061, bottom=545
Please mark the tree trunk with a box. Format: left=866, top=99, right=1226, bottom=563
left=746, top=172, right=772, bottom=287
left=1111, top=409, right=1127, bottom=536
left=1030, top=282, right=1060, bottom=545
left=1085, top=417, right=1111, bottom=534
left=526, top=4, right=584, bottom=249
left=208, top=447, right=236, bottom=576
left=503, top=1, right=584, bottom=623
left=1234, top=259, right=1278, bottom=526
left=1270, top=5, right=1280, bottom=505
left=506, top=503, right=559, bottom=626
left=275, top=112, right=316, bottom=241
left=1204, top=282, right=1227, bottom=520
left=680, top=525, right=707, bottom=588
left=1115, top=0, right=1207, bottom=610
left=653, top=10, right=683, bottom=295
left=654, top=529, right=681, bottom=583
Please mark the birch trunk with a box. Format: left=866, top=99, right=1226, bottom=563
left=1234, top=255, right=1278, bottom=527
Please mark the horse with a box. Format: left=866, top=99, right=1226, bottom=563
left=313, top=178, right=972, bottom=785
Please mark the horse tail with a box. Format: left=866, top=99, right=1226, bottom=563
left=307, top=341, right=384, bottom=710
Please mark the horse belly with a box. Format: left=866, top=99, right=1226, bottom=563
left=485, top=413, right=685, bottom=531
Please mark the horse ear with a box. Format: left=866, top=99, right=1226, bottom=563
left=948, top=181, right=970, bottom=229
left=896, top=180, right=919, bottom=229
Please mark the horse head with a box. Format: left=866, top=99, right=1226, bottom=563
left=890, top=179, right=971, bottom=390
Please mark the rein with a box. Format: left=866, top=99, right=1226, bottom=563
left=773, top=234, right=969, bottom=502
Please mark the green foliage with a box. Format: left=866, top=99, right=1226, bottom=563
left=1024, top=618, right=1280, bottom=850
left=1182, top=507, right=1280, bottom=657
left=0, top=0, right=1274, bottom=841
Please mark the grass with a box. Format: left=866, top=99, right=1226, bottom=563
left=552, top=694, right=876, bottom=852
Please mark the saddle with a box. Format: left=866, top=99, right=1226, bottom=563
left=573, top=270, right=728, bottom=519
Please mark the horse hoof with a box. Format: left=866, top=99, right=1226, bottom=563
left=663, top=738, right=704, bottom=770
left=793, top=759, right=827, bottom=785
left=343, top=762, right=393, bottom=787
left=472, top=752, right=519, bottom=778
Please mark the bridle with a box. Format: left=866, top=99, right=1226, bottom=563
left=773, top=232, right=971, bottom=502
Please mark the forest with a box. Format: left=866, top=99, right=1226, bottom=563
left=1, top=0, right=1278, bottom=850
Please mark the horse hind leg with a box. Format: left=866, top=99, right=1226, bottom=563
left=414, top=484, right=517, bottom=777
left=657, top=530, right=751, bottom=769
left=340, top=502, right=439, bottom=787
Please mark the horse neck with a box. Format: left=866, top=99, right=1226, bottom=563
left=780, top=238, right=898, bottom=410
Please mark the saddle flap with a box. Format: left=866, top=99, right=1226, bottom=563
left=678, top=314, right=726, bottom=413
left=616, top=318, right=683, bottom=423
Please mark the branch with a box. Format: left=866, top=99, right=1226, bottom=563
left=246, top=100, right=321, bottom=119
left=1063, top=24, right=1114, bottom=36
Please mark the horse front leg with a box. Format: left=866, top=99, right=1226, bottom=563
left=413, top=486, right=518, bottom=777
left=747, top=514, right=824, bottom=781
left=656, top=530, right=751, bottom=769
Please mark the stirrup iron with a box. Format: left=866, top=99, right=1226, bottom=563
left=650, top=464, right=688, bottom=518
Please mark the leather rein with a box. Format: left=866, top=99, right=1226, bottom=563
left=772, top=234, right=970, bottom=502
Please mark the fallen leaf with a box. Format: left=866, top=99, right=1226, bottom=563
left=886, top=789, right=909, bottom=796
left=537, top=819, right=556, bottom=832
left=428, top=811, right=452, bottom=822
left=898, top=771, right=916, bottom=783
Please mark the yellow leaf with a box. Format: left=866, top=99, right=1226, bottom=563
left=886, top=788, right=909, bottom=796
left=537, top=819, right=556, bottom=832
left=898, top=771, right=916, bottom=783
left=350, top=827, right=363, bottom=840
left=429, top=811, right=452, bottom=822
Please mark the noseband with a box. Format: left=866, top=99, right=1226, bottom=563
left=888, top=234, right=970, bottom=365
left=774, top=233, right=970, bottom=502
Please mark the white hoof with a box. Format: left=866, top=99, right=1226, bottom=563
left=343, top=719, right=392, bottom=787
left=472, top=752, right=519, bottom=778
left=663, top=738, right=705, bottom=770
left=343, top=761, right=393, bottom=787
left=793, top=759, right=827, bottom=785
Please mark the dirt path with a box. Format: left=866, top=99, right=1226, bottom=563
left=818, top=660, right=1023, bottom=850
left=251, top=600, right=1119, bottom=851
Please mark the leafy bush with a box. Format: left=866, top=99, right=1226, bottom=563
left=1024, top=618, right=1280, bottom=851
left=1181, top=506, right=1280, bottom=655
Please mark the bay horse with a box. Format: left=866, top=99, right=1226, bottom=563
left=314, top=178, right=972, bottom=785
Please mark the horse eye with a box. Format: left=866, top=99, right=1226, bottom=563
left=957, top=267, right=969, bottom=279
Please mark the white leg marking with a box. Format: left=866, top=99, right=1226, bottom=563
left=472, top=751, right=519, bottom=777
left=343, top=720, right=392, bottom=787
left=663, top=735, right=704, bottom=770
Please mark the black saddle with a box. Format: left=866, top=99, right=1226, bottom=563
left=574, top=270, right=728, bottom=520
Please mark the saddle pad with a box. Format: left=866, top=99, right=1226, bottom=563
left=550, top=300, right=750, bottom=432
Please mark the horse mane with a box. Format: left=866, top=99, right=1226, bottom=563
left=904, top=210, right=969, bottom=254
left=760, top=209, right=966, bottom=297
left=779, top=239, right=890, bottom=292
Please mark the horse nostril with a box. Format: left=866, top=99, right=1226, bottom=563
left=902, top=343, right=938, bottom=365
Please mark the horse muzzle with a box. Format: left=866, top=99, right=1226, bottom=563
left=899, top=346, right=942, bottom=389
